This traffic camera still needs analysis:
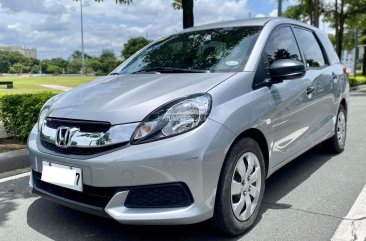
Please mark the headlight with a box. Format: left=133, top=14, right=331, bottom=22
left=38, top=106, right=50, bottom=131
left=37, top=94, right=62, bottom=132
left=131, top=94, right=212, bottom=144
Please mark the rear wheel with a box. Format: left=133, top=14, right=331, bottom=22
left=325, top=105, right=347, bottom=153
left=214, top=137, right=266, bottom=236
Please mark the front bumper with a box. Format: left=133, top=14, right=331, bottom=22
left=28, top=119, right=235, bottom=224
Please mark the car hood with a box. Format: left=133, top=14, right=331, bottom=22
left=49, top=73, right=235, bottom=124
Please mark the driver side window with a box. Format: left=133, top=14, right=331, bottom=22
left=265, top=26, right=302, bottom=65
left=253, top=26, right=303, bottom=88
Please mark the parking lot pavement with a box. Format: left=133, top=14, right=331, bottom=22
left=0, top=87, right=366, bottom=241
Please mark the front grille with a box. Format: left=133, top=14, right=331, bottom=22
left=46, top=118, right=111, bottom=132
left=40, top=118, right=126, bottom=156
left=40, top=139, right=127, bottom=155
left=33, top=170, right=194, bottom=209
left=32, top=170, right=115, bottom=208
left=124, top=183, right=194, bottom=208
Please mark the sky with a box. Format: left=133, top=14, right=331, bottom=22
left=0, top=0, right=301, bottom=60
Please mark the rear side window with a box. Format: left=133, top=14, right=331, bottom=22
left=293, top=28, right=326, bottom=68
left=265, top=26, right=302, bottom=65
left=317, top=32, right=340, bottom=65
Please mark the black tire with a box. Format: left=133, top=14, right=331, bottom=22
left=214, top=137, right=266, bottom=236
left=325, top=105, right=347, bottom=153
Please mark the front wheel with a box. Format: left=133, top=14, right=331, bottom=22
left=325, top=105, right=347, bottom=153
left=214, top=137, right=266, bottom=236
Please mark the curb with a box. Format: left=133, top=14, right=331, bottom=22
left=350, top=84, right=366, bottom=92
left=0, top=149, right=29, bottom=173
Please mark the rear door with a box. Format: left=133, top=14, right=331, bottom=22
left=292, top=27, right=336, bottom=141
left=316, top=31, right=344, bottom=121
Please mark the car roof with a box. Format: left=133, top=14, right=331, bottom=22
left=189, top=17, right=271, bottom=30
left=183, top=17, right=320, bottom=34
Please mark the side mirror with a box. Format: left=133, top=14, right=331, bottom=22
left=269, top=59, right=306, bottom=83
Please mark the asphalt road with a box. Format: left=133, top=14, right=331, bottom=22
left=1, top=87, right=366, bottom=241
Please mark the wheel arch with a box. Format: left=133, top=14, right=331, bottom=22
left=213, top=127, right=270, bottom=229
left=340, top=98, right=347, bottom=113
left=226, top=128, right=269, bottom=176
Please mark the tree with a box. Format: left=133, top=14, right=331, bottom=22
left=360, top=31, right=366, bottom=75
left=68, top=51, right=95, bottom=74
left=285, top=0, right=366, bottom=58
left=47, top=65, right=63, bottom=75
left=122, top=37, right=151, bottom=59
left=283, top=0, right=323, bottom=27
left=68, top=59, right=82, bottom=74
left=172, top=0, right=194, bottom=29
left=0, top=52, right=11, bottom=73
left=9, top=63, right=25, bottom=74
left=324, top=0, right=366, bottom=57
left=0, top=50, right=36, bottom=73
left=79, top=0, right=195, bottom=29
left=99, top=49, right=117, bottom=62
left=45, top=58, right=68, bottom=72
left=343, top=10, right=366, bottom=75
left=98, top=49, right=119, bottom=73
left=87, top=58, right=102, bottom=73
left=30, top=65, right=40, bottom=74
left=101, top=59, right=119, bottom=74
left=70, top=50, right=91, bottom=61
left=329, top=29, right=361, bottom=52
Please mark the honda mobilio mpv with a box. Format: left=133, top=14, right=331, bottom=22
left=28, top=17, right=349, bottom=235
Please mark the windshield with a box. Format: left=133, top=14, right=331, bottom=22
left=115, top=26, right=262, bottom=74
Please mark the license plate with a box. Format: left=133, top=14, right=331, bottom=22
left=41, top=161, right=83, bottom=192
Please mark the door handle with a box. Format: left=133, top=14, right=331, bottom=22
left=332, top=73, right=338, bottom=80
left=306, top=85, right=315, bottom=95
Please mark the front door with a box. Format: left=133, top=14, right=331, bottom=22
left=261, top=26, right=318, bottom=166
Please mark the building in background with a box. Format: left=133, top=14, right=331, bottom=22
left=0, top=46, right=37, bottom=59
left=342, top=46, right=366, bottom=74
left=342, top=49, right=355, bottom=74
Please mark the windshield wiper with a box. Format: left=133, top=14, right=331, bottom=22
left=131, top=67, right=210, bottom=74
left=109, top=72, right=120, bottom=75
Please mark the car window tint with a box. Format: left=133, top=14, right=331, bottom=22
left=265, top=26, right=302, bottom=65
left=317, top=32, right=340, bottom=65
left=294, top=28, right=326, bottom=68
left=116, top=26, right=262, bottom=74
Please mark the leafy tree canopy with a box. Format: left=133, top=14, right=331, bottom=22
left=172, top=0, right=182, bottom=9
left=99, top=49, right=117, bottom=61
left=121, top=37, right=152, bottom=60
left=0, top=50, right=39, bottom=73
left=70, top=50, right=92, bottom=61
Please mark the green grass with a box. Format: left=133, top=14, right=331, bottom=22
left=349, top=75, right=366, bottom=87
left=0, top=75, right=97, bottom=96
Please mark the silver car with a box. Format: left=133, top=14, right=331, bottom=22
left=28, top=17, right=349, bottom=235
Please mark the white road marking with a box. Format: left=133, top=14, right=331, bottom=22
left=0, top=172, right=30, bottom=183
left=331, top=184, right=366, bottom=241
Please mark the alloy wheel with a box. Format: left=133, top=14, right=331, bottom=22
left=337, top=111, right=346, bottom=146
left=230, top=152, right=262, bottom=221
